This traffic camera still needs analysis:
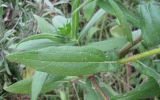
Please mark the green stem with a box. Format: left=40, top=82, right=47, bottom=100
left=72, top=0, right=92, bottom=15
left=119, top=48, right=160, bottom=64
left=71, top=0, right=80, bottom=39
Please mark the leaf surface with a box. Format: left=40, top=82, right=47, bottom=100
left=138, top=1, right=160, bottom=47
left=7, top=46, right=115, bottom=76
left=34, top=15, right=56, bottom=34
left=4, top=75, right=64, bottom=94
left=112, top=78, right=160, bottom=100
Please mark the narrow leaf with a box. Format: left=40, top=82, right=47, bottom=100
left=108, top=0, right=132, bottom=42
left=16, top=39, right=62, bottom=51
left=134, top=61, right=160, bottom=86
left=31, top=71, right=48, bottom=100
left=97, top=0, right=140, bottom=27
left=79, top=9, right=106, bottom=40
left=18, top=34, right=63, bottom=45
left=4, top=75, right=64, bottom=94
left=112, top=78, right=160, bottom=100
left=71, top=0, right=80, bottom=39
left=83, top=0, right=96, bottom=20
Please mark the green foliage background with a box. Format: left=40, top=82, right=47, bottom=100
left=1, top=0, right=160, bottom=100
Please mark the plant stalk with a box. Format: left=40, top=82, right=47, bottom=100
left=119, top=47, right=160, bottom=64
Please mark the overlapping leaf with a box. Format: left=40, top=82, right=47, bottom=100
left=97, top=0, right=140, bottom=27
left=31, top=71, right=48, bottom=100
left=112, top=78, right=160, bottom=100
left=15, top=33, right=64, bottom=51
left=79, top=9, right=106, bottom=40
left=33, top=15, right=56, bottom=34
left=86, top=37, right=127, bottom=52
left=4, top=75, right=64, bottom=94
left=138, top=0, right=160, bottom=47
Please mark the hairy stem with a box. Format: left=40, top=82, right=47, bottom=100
left=119, top=48, right=160, bottom=64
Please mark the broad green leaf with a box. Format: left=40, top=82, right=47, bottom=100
left=108, top=0, right=132, bottom=42
left=86, top=37, right=127, bottom=52
left=96, top=0, right=114, bottom=14
left=4, top=75, right=64, bottom=94
left=33, top=15, right=56, bottom=34
left=138, top=0, right=160, bottom=47
left=86, top=37, right=127, bottom=61
left=83, top=0, right=96, bottom=20
left=31, top=71, right=48, bottom=100
left=112, top=78, right=160, bottom=100
left=79, top=9, right=106, bottom=40
left=6, top=46, right=116, bottom=76
left=97, top=0, right=140, bottom=27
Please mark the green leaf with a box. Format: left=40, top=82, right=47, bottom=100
left=15, top=33, right=65, bottom=51
left=97, top=0, right=140, bottom=27
left=31, top=71, right=48, bottom=100
left=71, top=0, right=80, bottom=39
left=138, top=0, right=160, bottom=47
left=134, top=61, right=160, bottom=86
left=111, top=26, right=141, bottom=39
left=110, top=25, right=127, bottom=37
left=33, top=15, right=56, bottom=34
left=18, top=33, right=63, bottom=45
left=86, top=37, right=127, bottom=52
left=112, top=78, right=160, bottom=100
left=79, top=9, right=106, bottom=40
left=108, top=0, right=132, bottom=42
left=80, top=80, right=103, bottom=100
left=99, top=83, right=118, bottom=97
left=6, top=46, right=115, bottom=76
left=83, top=0, right=96, bottom=20
left=59, top=90, right=67, bottom=100
left=4, top=75, right=64, bottom=94
left=16, top=39, right=62, bottom=51
left=72, top=0, right=92, bottom=14
left=87, top=27, right=99, bottom=41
